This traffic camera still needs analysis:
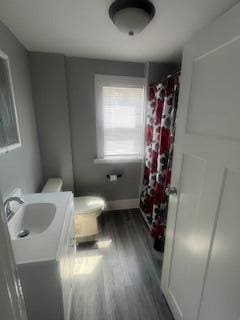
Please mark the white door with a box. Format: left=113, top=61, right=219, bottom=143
left=161, top=3, right=240, bottom=320
left=0, top=197, right=28, bottom=320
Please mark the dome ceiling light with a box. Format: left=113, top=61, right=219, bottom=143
left=109, top=0, right=155, bottom=36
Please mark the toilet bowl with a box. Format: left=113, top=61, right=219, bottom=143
left=42, top=178, right=105, bottom=242
left=74, top=196, right=105, bottom=242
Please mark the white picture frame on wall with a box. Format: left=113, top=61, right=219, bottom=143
left=0, top=49, right=21, bottom=154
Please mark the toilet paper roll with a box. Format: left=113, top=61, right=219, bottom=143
left=109, top=174, right=118, bottom=182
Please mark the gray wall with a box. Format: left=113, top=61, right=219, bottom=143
left=28, top=54, right=178, bottom=201
left=29, top=53, right=74, bottom=191
left=66, top=57, right=145, bottom=200
left=0, top=22, right=42, bottom=198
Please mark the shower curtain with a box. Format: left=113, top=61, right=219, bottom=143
left=140, top=74, right=179, bottom=250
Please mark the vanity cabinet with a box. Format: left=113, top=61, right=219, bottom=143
left=17, top=194, right=76, bottom=320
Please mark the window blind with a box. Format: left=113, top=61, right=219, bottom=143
left=102, top=86, right=144, bottom=158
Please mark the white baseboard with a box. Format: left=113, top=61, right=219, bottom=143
left=105, top=198, right=139, bottom=211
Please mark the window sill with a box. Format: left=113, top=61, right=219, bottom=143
left=94, top=157, right=143, bottom=164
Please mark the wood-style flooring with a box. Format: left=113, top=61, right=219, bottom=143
left=71, top=209, right=173, bottom=320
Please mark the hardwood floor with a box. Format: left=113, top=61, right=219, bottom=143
left=71, top=209, right=174, bottom=320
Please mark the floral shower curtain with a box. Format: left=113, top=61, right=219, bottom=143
left=140, top=74, right=180, bottom=250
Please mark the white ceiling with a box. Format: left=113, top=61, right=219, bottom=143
left=0, top=0, right=238, bottom=63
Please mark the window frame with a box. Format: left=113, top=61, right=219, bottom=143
left=95, top=74, right=146, bottom=163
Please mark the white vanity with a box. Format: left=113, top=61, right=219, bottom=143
left=8, top=191, right=76, bottom=320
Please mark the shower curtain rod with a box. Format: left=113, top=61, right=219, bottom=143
left=149, top=70, right=180, bottom=87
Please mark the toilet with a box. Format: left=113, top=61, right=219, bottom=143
left=42, top=178, right=105, bottom=242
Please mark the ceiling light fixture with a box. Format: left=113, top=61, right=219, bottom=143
left=109, top=0, right=155, bottom=36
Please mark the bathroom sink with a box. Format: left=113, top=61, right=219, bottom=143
left=8, top=191, right=73, bottom=264
left=8, top=202, right=56, bottom=240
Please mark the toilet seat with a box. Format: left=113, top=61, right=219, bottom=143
left=74, top=196, right=105, bottom=215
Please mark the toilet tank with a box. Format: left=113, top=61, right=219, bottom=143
left=42, top=178, right=63, bottom=193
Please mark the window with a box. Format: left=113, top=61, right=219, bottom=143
left=95, top=75, right=145, bottom=162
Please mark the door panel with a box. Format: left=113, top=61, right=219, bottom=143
left=161, top=3, right=240, bottom=320
left=168, top=154, right=205, bottom=319
left=187, top=37, right=240, bottom=140
left=199, top=169, right=240, bottom=320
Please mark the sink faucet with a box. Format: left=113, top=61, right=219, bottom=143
left=4, top=197, right=24, bottom=221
